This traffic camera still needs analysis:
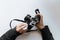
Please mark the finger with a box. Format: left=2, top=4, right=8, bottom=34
left=17, top=23, right=24, bottom=28
left=35, top=14, right=43, bottom=21
left=19, top=26, right=25, bottom=33
left=18, top=24, right=27, bottom=31
left=17, top=23, right=27, bottom=28
left=21, top=24, right=28, bottom=33
left=17, top=25, right=26, bottom=31
left=19, top=27, right=27, bottom=33
left=20, top=23, right=28, bottom=28
left=16, top=24, right=26, bottom=32
left=17, top=23, right=25, bottom=26
left=19, top=28, right=23, bottom=33
left=35, top=13, right=42, bottom=18
left=22, top=29, right=27, bottom=33
left=17, top=23, right=28, bottom=30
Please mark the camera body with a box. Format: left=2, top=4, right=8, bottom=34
left=24, top=9, right=40, bottom=30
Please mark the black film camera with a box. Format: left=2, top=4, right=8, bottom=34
left=10, top=9, right=40, bottom=32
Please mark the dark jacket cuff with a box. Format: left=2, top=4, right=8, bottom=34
left=40, top=25, right=50, bottom=32
left=1, top=27, right=21, bottom=40
left=39, top=25, right=54, bottom=40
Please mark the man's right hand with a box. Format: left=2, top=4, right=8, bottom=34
left=36, top=14, right=45, bottom=29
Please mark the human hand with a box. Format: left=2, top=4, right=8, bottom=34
left=16, top=23, right=28, bottom=33
left=36, top=14, right=45, bottom=29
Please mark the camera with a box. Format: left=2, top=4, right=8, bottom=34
left=10, top=9, right=40, bottom=31
left=24, top=9, right=40, bottom=31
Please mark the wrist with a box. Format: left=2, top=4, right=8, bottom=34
left=13, top=27, right=21, bottom=35
left=38, top=25, right=45, bottom=30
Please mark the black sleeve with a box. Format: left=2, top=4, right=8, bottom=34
left=0, top=27, right=21, bottom=40
left=40, top=25, right=54, bottom=40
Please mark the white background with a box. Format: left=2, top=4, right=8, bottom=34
left=0, top=0, right=60, bottom=40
